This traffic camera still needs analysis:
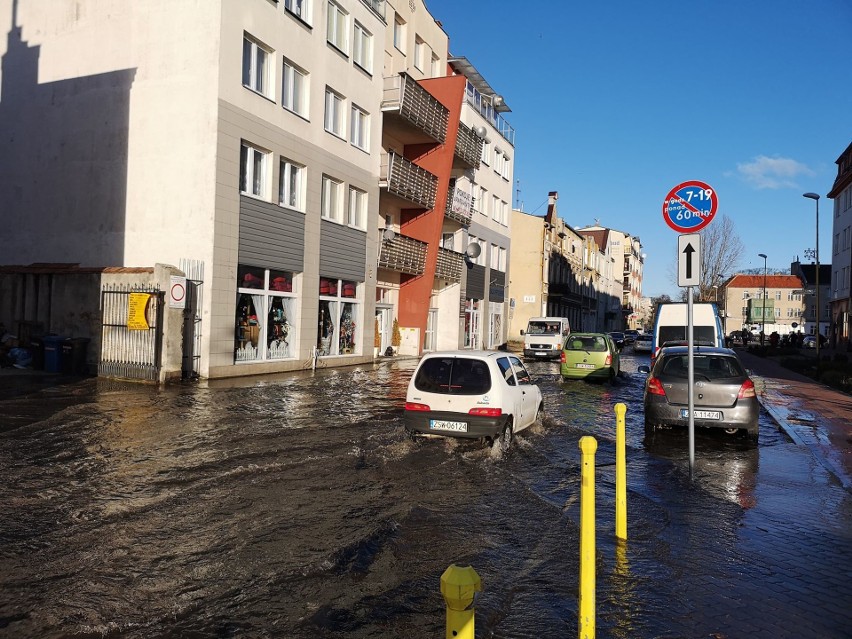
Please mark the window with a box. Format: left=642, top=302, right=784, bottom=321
left=353, top=21, right=372, bottom=72
left=324, top=88, right=345, bottom=137
left=441, top=232, right=455, bottom=250
left=236, top=265, right=298, bottom=362
left=318, top=278, right=360, bottom=356
left=350, top=105, right=369, bottom=150
left=431, top=54, right=440, bottom=77
left=393, top=15, right=405, bottom=51
left=284, top=0, right=311, bottom=24
left=742, top=291, right=750, bottom=299
left=322, top=175, right=343, bottom=222
left=490, top=243, right=499, bottom=269
left=502, top=155, right=511, bottom=180
left=279, top=158, right=305, bottom=211
left=348, top=186, right=366, bottom=229
left=775, top=291, right=781, bottom=300
left=282, top=59, right=308, bottom=117
left=481, top=140, right=490, bottom=165
left=414, top=36, right=425, bottom=71
left=775, top=308, right=781, bottom=319
left=240, top=142, right=269, bottom=197
left=492, top=194, right=500, bottom=221
left=242, top=36, right=271, bottom=97
left=480, top=187, right=488, bottom=216
left=326, top=1, right=348, bottom=53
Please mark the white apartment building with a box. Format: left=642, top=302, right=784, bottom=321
left=828, top=140, right=852, bottom=350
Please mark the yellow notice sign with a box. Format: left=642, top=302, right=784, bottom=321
left=127, top=293, right=151, bottom=330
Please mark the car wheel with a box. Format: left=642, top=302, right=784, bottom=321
left=493, top=420, right=514, bottom=454
left=534, top=403, right=545, bottom=428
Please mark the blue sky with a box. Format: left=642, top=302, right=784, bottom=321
left=426, top=0, right=852, bottom=297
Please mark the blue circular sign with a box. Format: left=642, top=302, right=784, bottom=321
left=662, top=180, right=718, bottom=233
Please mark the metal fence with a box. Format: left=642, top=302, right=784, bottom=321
left=99, top=284, right=164, bottom=381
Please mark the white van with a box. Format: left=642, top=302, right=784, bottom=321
left=651, top=303, right=724, bottom=362
left=522, top=317, right=570, bottom=360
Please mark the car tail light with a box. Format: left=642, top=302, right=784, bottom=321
left=605, top=353, right=612, bottom=366
left=469, top=407, right=502, bottom=417
left=647, top=376, right=666, bottom=396
left=560, top=351, right=566, bottom=363
left=404, top=402, right=430, bottom=412
left=737, top=379, right=756, bottom=399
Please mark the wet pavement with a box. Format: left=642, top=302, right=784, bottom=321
left=0, top=351, right=850, bottom=638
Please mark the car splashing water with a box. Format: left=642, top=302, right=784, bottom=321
left=0, top=351, right=830, bottom=638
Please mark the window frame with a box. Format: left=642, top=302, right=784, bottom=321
left=353, top=20, right=373, bottom=73
left=242, top=35, right=272, bottom=98
left=326, top=0, right=349, bottom=54
left=279, top=157, right=306, bottom=212
left=349, top=104, right=369, bottom=151
left=283, top=0, right=312, bottom=24
left=240, top=142, right=270, bottom=198
left=322, top=175, right=344, bottom=223
left=393, top=14, right=405, bottom=52
left=348, top=186, right=367, bottom=229
left=324, top=87, right=346, bottom=138
left=282, top=58, right=309, bottom=117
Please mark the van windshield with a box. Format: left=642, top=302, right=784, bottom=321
left=527, top=321, right=561, bottom=335
left=658, top=326, right=716, bottom=345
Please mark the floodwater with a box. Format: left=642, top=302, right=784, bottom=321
left=1, top=352, right=849, bottom=638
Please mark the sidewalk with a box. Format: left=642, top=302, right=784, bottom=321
left=737, top=348, right=852, bottom=493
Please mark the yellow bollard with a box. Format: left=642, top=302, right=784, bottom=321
left=614, top=402, right=627, bottom=541
left=578, top=436, right=597, bottom=639
left=440, top=564, right=481, bottom=639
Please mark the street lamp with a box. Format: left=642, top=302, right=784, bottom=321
left=803, top=192, right=820, bottom=362
left=758, top=253, right=767, bottom=346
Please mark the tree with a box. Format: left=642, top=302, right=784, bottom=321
left=671, top=215, right=744, bottom=301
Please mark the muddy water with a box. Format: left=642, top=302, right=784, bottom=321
left=0, top=352, right=840, bottom=638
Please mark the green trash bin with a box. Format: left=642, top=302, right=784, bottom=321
left=42, top=335, right=67, bottom=373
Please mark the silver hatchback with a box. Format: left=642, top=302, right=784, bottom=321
left=640, top=346, right=759, bottom=442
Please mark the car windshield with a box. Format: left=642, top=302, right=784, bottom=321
left=658, top=354, right=744, bottom=380
left=527, top=321, right=559, bottom=335
left=413, top=357, right=492, bottom=395
left=566, top=336, right=608, bottom=352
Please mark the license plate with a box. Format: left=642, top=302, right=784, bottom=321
left=575, top=363, right=595, bottom=369
left=430, top=420, right=468, bottom=432
left=535, top=351, right=548, bottom=356
left=680, top=409, right=721, bottom=420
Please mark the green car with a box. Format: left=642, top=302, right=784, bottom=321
left=560, top=333, right=621, bottom=382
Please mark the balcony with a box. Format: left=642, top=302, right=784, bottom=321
left=382, top=73, right=448, bottom=145
left=378, top=232, right=428, bottom=276
left=463, top=81, right=515, bottom=146
left=380, top=151, right=438, bottom=209
left=445, top=186, right=474, bottom=226
left=435, top=247, right=464, bottom=283
left=454, top=123, right=482, bottom=169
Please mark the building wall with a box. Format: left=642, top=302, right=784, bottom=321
left=829, top=142, right=852, bottom=348
left=508, top=211, right=547, bottom=340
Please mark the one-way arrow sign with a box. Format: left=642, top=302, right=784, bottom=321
left=678, top=233, right=701, bottom=287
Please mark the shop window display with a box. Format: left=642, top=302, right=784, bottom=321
left=317, top=278, right=359, bottom=356
left=235, top=266, right=297, bottom=362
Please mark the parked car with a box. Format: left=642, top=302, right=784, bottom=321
left=726, top=331, right=744, bottom=347
left=624, top=329, right=640, bottom=344
left=633, top=334, right=653, bottom=353
left=404, top=351, right=543, bottom=452
left=608, top=332, right=626, bottom=350
left=560, top=333, right=621, bottom=382
left=802, top=335, right=827, bottom=349
left=638, top=346, right=759, bottom=441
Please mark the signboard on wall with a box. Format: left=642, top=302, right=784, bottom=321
left=169, top=275, right=187, bottom=309
left=127, top=293, right=151, bottom=330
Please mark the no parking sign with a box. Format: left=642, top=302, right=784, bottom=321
left=662, top=180, right=718, bottom=233
left=169, top=275, right=186, bottom=309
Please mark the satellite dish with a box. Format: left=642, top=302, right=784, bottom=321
left=493, top=95, right=505, bottom=108
left=473, top=125, right=487, bottom=140
left=465, top=243, right=481, bottom=258
left=382, top=228, right=396, bottom=242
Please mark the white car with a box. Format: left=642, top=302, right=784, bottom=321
left=404, top=350, right=544, bottom=451
left=633, top=334, right=653, bottom=353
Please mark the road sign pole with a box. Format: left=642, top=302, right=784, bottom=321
left=688, top=286, right=695, bottom=479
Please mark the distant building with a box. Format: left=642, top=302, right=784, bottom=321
left=718, top=274, right=805, bottom=336
left=828, top=140, right=852, bottom=350
left=791, top=261, right=832, bottom=338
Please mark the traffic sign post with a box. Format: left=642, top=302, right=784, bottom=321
left=663, top=180, right=718, bottom=233
left=664, top=181, right=718, bottom=479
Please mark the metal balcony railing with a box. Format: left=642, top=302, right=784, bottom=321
left=435, top=247, right=464, bottom=283
left=454, top=123, right=482, bottom=169
left=463, top=81, right=515, bottom=145
left=377, top=232, right=428, bottom=276
left=358, top=0, right=385, bottom=20
left=445, top=186, right=474, bottom=226
left=382, top=73, right=448, bottom=144
left=380, top=151, right=438, bottom=209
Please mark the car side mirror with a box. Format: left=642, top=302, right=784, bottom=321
left=638, top=365, right=650, bottom=374
left=520, top=330, right=525, bottom=336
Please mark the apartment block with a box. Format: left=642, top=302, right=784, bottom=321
left=828, top=140, right=852, bottom=349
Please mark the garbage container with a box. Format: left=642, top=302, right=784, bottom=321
left=61, top=338, right=91, bottom=376
left=42, top=335, right=67, bottom=373
left=30, top=337, right=44, bottom=370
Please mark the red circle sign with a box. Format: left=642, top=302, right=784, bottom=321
left=171, top=282, right=185, bottom=302
left=662, top=180, right=718, bottom=233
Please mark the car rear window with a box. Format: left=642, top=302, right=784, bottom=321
left=658, top=354, right=744, bottom=379
left=413, top=357, right=492, bottom=395
left=658, top=326, right=716, bottom=345
left=565, top=336, right=608, bottom=352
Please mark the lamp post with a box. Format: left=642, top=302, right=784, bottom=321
left=803, top=193, right=820, bottom=362
left=758, top=253, right=767, bottom=346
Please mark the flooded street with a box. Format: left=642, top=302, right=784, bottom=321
left=1, top=352, right=850, bottom=638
